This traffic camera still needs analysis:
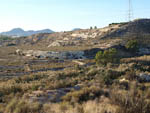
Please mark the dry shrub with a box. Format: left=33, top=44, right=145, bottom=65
left=4, top=98, right=42, bottom=113
left=125, top=70, right=137, bottom=81
left=43, top=102, right=74, bottom=113
left=0, top=84, right=22, bottom=96
left=62, top=86, right=104, bottom=103
left=43, top=100, right=118, bottom=113
left=110, top=83, right=150, bottom=113
left=117, top=63, right=130, bottom=72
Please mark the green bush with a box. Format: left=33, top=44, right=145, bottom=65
left=125, top=40, right=138, bottom=52
left=0, top=36, right=14, bottom=41
left=95, top=48, right=118, bottom=65
left=31, top=84, right=40, bottom=91
left=102, top=70, right=122, bottom=85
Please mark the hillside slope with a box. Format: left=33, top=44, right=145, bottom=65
left=1, top=19, right=150, bottom=50
left=102, top=19, right=150, bottom=39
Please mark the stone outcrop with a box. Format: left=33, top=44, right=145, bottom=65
left=16, top=49, right=86, bottom=60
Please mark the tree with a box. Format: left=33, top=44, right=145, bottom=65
left=95, top=48, right=118, bottom=65
left=125, top=40, right=138, bottom=52
left=94, top=26, right=97, bottom=29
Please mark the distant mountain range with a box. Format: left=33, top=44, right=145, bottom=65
left=0, top=28, right=54, bottom=37
left=72, top=28, right=81, bottom=31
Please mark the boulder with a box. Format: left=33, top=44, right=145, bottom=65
left=15, top=49, right=24, bottom=55
left=138, top=48, right=150, bottom=55
left=138, top=73, right=150, bottom=82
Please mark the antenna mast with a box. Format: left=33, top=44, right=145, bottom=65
left=128, top=0, right=133, bottom=22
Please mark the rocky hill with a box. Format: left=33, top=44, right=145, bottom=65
left=11, top=19, right=148, bottom=47
left=1, top=19, right=150, bottom=51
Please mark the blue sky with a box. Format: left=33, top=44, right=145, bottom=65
left=0, top=0, right=150, bottom=32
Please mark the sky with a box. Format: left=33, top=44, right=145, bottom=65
left=0, top=0, right=150, bottom=32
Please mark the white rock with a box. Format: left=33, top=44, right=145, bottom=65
left=119, top=78, right=129, bottom=83
left=48, top=42, right=61, bottom=47
left=139, top=73, right=150, bottom=82
left=18, top=50, right=86, bottom=60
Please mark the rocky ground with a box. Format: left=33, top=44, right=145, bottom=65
left=0, top=19, right=150, bottom=113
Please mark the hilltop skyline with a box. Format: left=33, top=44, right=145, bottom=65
left=0, top=0, right=150, bottom=32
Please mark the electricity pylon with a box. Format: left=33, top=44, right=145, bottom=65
left=128, top=0, right=133, bottom=22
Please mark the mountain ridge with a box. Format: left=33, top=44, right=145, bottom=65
left=0, top=28, right=54, bottom=37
